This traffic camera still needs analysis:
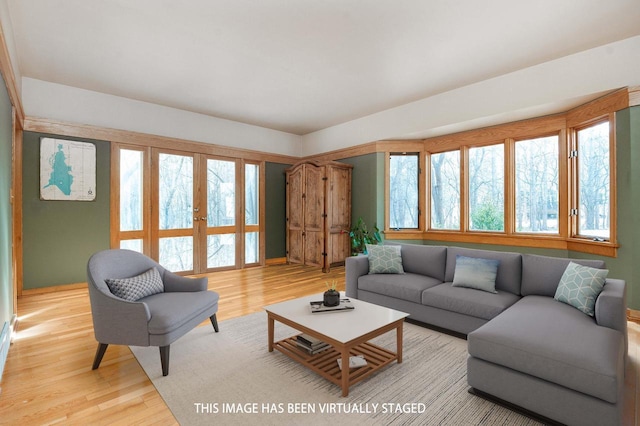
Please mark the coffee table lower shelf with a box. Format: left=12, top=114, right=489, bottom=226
left=273, top=336, right=397, bottom=393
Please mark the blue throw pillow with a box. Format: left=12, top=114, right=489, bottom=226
left=554, top=262, right=608, bottom=317
left=452, top=255, right=500, bottom=293
left=367, top=244, right=404, bottom=274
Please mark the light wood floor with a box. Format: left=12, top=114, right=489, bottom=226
left=1, top=264, right=638, bottom=425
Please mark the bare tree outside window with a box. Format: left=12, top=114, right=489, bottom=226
left=119, top=149, right=143, bottom=233
left=577, top=122, right=610, bottom=240
left=245, top=164, right=259, bottom=263
left=468, top=144, right=504, bottom=231
left=515, top=136, right=559, bottom=233
left=430, top=151, right=460, bottom=230
left=158, top=153, right=194, bottom=270
left=207, top=159, right=236, bottom=267
left=389, top=154, right=419, bottom=229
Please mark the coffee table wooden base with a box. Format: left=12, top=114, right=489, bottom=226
left=267, top=312, right=404, bottom=397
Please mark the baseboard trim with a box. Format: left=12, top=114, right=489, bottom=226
left=265, top=257, right=287, bottom=266
left=21, top=282, right=87, bottom=296
left=627, top=309, right=640, bottom=323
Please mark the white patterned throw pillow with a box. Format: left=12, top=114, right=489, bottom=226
left=367, top=244, right=404, bottom=274
left=554, top=262, right=608, bottom=316
left=106, top=267, right=165, bottom=301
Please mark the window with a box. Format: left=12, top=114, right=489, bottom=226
left=383, top=91, right=622, bottom=256
left=468, top=144, right=504, bottom=232
left=389, top=153, right=419, bottom=229
left=206, top=158, right=236, bottom=268
left=113, top=143, right=265, bottom=271
left=158, top=153, right=195, bottom=271
left=575, top=121, right=611, bottom=240
left=117, top=147, right=147, bottom=253
left=430, top=151, right=460, bottom=230
left=245, top=163, right=260, bottom=265
left=515, top=136, right=559, bottom=233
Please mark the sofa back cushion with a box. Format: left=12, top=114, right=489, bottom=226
left=521, top=254, right=606, bottom=297
left=445, top=247, right=522, bottom=295
left=397, top=244, right=447, bottom=282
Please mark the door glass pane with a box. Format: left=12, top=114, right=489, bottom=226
left=430, top=151, right=460, bottom=230
left=207, top=234, right=235, bottom=268
left=159, top=154, right=193, bottom=230
left=389, top=154, right=419, bottom=229
left=159, top=237, right=193, bottom=271
left=207, top=159, right=235, bottom=227
left=245, top=164, right=259, bottom=226
left=120, top=239, right=142, bottom=253
left=577, top=122, right=610, bottom=239
left=120, top=149, right=143, bottom=231
left=515, top=136, right=559, bottom=233
left=468, top=144, right=504, bottom=231
left=245, top=232, right=258, bottom=264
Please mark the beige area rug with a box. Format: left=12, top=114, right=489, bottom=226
left=131, top=311, right=541, bottom=426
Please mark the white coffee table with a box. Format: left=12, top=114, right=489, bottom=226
left=264, top=293, right=409, bottom=396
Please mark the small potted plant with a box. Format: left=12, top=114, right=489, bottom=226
left=323, top=280, right=340, bottom=307
left=350, top=217, right=382, bottom=256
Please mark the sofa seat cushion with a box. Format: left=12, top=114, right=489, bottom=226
left=358, top=273, right=442, bottom=303
left=142, top=291, right=220, bottom=335
left=422, top=283, right=520, bottom=320
left=468, top=296, right=624, bottom=404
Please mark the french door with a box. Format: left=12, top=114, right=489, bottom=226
left=114, top=144, right=263, bottom=274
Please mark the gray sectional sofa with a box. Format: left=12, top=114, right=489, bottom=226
left=345, top=244, right=627, bottom=426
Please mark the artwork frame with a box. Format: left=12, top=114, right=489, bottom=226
left=40, top=137, right=96, bottom=201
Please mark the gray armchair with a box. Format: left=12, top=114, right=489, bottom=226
left=87, top=249, right=219, bottom=376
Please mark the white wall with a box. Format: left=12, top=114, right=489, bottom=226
left=300, top=35, right=640, bottom=156
left=22, top=78, right=302, bottom=157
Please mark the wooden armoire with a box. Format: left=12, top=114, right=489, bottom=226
left=285, top=160, right=352, bottom=272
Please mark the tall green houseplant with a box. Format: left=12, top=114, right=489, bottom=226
left=350, top=217, right=381, bottom=255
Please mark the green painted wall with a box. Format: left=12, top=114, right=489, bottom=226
left=265, top=162, right=290, bottom=258
left=0, top=72, right=14, bottom=329
left=341, top=153, right=385, bottom=237
left=22, top=132, right=110, bottom=289
left=581, top=106, right=640, bottom=309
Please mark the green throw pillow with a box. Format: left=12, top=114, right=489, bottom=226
left=367, top=244, right=404, bottom=274
left=554, top=262, right=608, bottom=317
left=452, top=255, right=500, bottom=293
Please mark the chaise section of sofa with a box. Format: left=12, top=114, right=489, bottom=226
left=467, top=254, right=627, bottom=426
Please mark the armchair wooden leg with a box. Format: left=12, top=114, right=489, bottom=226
left=160, top=345, right=170, bottom=376
left=92, top=343, right=109, bottom=370
left=210, top=313, right=219, bottom=332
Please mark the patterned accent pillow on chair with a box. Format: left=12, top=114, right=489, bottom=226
left=106, top=267, right=165, bottom=301
left=366, top=244, right=404, bottom=274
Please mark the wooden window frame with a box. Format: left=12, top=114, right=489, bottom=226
left=385, top=90, right=626, bottom=256
left=111, top=143, right=268, bottom=271
left=385, top=152, right=424, bottom=232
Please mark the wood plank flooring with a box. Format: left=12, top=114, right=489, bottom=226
left=0, top=264, right=637, bottom=425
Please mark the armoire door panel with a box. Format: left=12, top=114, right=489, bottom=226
left=304, top=230, right=324, bottom=268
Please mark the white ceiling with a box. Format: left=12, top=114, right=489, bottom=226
left=6, top=0, right=640, bottom=136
